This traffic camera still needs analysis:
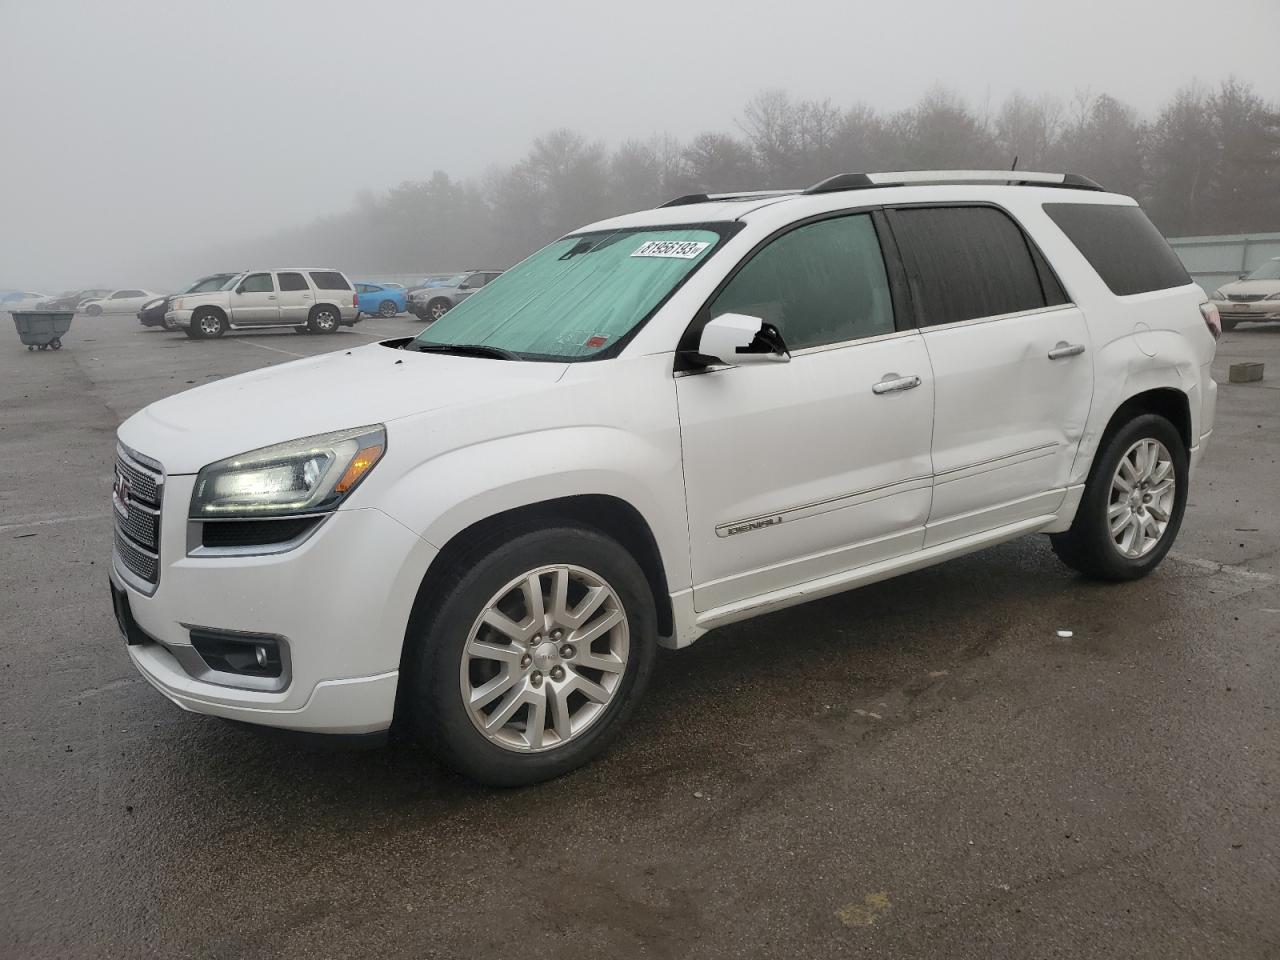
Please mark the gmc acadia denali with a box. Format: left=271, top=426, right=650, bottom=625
left=110, top=170, right=1219, bottom=785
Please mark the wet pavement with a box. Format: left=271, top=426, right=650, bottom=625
left=2, top=314, right=1278, bottom=959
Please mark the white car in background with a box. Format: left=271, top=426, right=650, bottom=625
left=0, top=291, right=54, bottom=311
left=1210, top=257, right=1280, bottom=330
left=81, top=289, right=164, bottom=316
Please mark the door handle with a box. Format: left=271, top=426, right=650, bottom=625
left=872, top=374, right=922, bottom=395
left=267, top=295, right=277, bottom=300
left=1048, top=341, right=1085, bottom=360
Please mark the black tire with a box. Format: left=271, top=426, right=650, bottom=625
left=191, top=308, right=227, bottom=339
left=183, top=327, right=198, bottom=339
left=85, top=304, right=102, bottom=317
left=378, top=300, right=398, bottom=318
left=1220, top=316, right=1239, bottom=332
left=406, top=525, right=657, bottom=786
left=50, top=338, right=62, bottom=350
left=426, top=297, right=452, bottom=322
left=293, top=325, right=310, bottom=334
left=1050, top=413, right=1189, bottom=581
left=308, top=305, right=341, bottom=334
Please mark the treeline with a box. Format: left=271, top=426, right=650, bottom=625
left=235, top=80, right=1280, bottom=273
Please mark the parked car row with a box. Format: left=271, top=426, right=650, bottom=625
left=407, top=269, right=504, bottom=321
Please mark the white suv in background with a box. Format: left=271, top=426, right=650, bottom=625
left=167, top=268, right=359, bottom=338
left=111, top=171, right=1218, bottom=785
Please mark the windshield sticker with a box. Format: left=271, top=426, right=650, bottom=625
left=585, top=335, right=609, bottom=349
left=630, top=240, right=710, bottom=260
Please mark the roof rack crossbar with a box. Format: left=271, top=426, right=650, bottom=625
left=803, top=170, right=1105, bottom=194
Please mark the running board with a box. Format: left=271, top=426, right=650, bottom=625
left=694, top=514, right=1058, bottom=631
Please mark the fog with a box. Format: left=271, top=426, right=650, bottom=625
left=2, top=0, right=1278, bottom=292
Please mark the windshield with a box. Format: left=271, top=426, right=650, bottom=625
left=427, top=273, right=467, bottom=287
left=412, top=227, right=727, bottom=360
left=1245, top=260, right=1280, bottom=281
left=185, top=274, right=237, bottom=294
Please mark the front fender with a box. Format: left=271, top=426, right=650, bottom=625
left=375, top=425, right=692, bottom=592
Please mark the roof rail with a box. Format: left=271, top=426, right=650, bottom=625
left=658, top=189, right=799, bottom=208
left=804, top=170, right=1105, bottom=194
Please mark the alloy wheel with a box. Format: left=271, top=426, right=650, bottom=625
left=459, top=564, right=629, bottom=753
left=1108, top=438, right=1175, bottom=559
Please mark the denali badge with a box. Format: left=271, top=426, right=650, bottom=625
left=717, top=515, right=783, bottom=538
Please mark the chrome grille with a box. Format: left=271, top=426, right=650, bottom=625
left=113, top=445, right=163, bottom=588
left=1227, top=293, right=1266, bottom=302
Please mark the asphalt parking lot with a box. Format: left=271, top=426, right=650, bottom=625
left=2, top=313, right=1278, bottom=959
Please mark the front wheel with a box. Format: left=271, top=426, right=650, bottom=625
left=191, top=309, right=227, bottom=339
left=406, top=526, right=657, bottom=786
left=308, top=306, right=340, bottom=334
left=1220, top=316, right=1239, bottom=332
left=1051, top=413, right=1188, bottom=581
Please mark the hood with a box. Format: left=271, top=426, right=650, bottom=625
left=1218, top=278, right=1280, bottom=297
left=118, top=340, right=568, bottom=473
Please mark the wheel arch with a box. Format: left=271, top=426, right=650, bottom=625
left=405, top=493, right=674, bottom=649
left=191, top=303, right=228, bottom=322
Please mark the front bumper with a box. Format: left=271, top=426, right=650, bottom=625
left=166, top=309, right=194, bottom=328
left=1213, top=298, right=1280, bottom=322
left=111, top=492, right=436, bottom=734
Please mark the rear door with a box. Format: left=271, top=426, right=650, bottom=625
left=276, top=271, right=313, bottom=325
left=229, top=272, right=279, bottom=324
left=886, top=204, right=1093, bottom=546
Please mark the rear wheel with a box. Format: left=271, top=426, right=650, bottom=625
left=406, top=526, right=657, bottom=786
left=378, top=300, right=398, bottom=318
left=1051, top=413, right=1188, bottom=581
left=85, top=304, right=103, bottom=317
left=308, top=305, right=340, bottom=334
left=191, top=309, right=227, bottom=339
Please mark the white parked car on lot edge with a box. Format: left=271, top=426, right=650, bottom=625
left=166, top=268, right=359, bottom=338
left=111, top=170, right=1218, bottom=785
left=1209, top=257, right=1280, bottom=330
left=1, top=290, right=54, bottom=311
left=80, top=289, right=164, bottom=316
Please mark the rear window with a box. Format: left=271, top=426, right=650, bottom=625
left=308, top=271, right=351, bottom=291
left=1043, top=203, right=1190, bottom=296
left=888, top=206, right=1065, bottom=327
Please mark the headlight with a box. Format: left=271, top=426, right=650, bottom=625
left=1211, top=289, right=1224, bottom=300
left=190, top=425, right=386, bottom=518
left=1266, top=292, right=1280, bottom=301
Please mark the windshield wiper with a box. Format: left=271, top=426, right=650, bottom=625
left=408, top=342, right=521, bottom=361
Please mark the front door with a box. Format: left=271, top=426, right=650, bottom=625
left=230, top=272, right=280, bottom=324
left=676, top=212, right=935, bottom=614
left=886, top=204, right=1094, bottom=545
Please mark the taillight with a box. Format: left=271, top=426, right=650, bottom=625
left=1199, top=301, right=1221, bottom=340
left=353, top=293, right=358, bottom=308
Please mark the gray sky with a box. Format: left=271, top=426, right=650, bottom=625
left=2, top=0, right=1278, bottom=291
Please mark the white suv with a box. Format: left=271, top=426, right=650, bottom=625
left=111, top=171, right=1219, bottom=785
left=167, top=268, right=359, bottom=338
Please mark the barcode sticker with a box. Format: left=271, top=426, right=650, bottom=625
left=631, top=240, right=710, bottom=259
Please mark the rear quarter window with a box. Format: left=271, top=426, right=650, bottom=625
left=308, top=271, right=351, bottom=291
left=1043, top=203, right=1190, bottom=296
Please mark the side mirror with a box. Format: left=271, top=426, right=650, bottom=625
left=695, top=313, right=790, bottom=365
left=1238, top=273, right=1249, bottom=280
left=235, top=285, right=246, bottom=295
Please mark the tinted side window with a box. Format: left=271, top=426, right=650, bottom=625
left=1043, top=203, right=1190, bottom=296
left=710, top=214, right=895, bottom=350
left=308, top=271, right=351, bottom=291
left=889, top=206, right=1049, bottom=327
left=278, top=272, right=308, bottom=292
left=241, top=273, right=274, bottom=293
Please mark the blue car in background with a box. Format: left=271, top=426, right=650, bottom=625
left=354, top=282, right=407, bottom=318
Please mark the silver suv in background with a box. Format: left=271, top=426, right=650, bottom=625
left=1210, top=257, right=1280, bottom=330
left=407, top=269, right=503, bottom=322
left=167, top=269, right=359, bottom=339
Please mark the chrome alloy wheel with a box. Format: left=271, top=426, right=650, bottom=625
left=313, top=308, right=338, bottom=332
left=198, top=313, right=223, bottom=337
left=460, top=564, right=629, bottom=753
left=1108, top=438, right=1175, bottom=559
left=429, top=300, right=450, bottom=320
